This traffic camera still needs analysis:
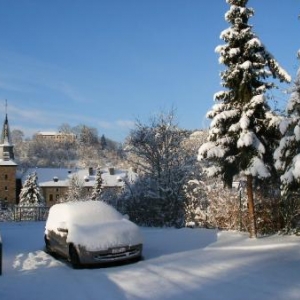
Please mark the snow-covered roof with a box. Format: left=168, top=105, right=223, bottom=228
left=36, top=131, right=58, bottom=136
left=21, top=167, right=132, bottom=188
left=0, top=159, right=17, bottom=166
left=36, top=131, right=76, bottom=136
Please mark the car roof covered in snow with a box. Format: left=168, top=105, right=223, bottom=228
left=46, top=200, right=123, bottom=227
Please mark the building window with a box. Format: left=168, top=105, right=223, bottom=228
left=56, top=188, right=59, bottom=192
left=4, top=174, right=8, bottom=180
left=5, top=186, right=8, bottom=191
left=49, top=194, right=53, bottom=202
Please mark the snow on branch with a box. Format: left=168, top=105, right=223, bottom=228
left=267, top=57, right=292, bottom=83
left=244, top=157, right=270, bottom=178
left=210, top=109, right=239, bottom=128
left=246, top=37, right=262, bottom=48
left=199, top=137, right=232, bottom=161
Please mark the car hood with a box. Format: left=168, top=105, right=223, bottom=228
left=66, top=219, right=143, bottom=251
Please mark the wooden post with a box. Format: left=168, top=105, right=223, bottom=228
left=247, top=175, right=257, bottom=238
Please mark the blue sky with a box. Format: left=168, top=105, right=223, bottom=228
left=0, top=0, right=299, bottom=142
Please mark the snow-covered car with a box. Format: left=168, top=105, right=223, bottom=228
left=44, top=200, right=143, bottom=268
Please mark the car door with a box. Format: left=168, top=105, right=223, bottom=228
left=55, top=222, right=69, bottom=257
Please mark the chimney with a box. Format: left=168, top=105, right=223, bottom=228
left=131, top=167, right=138, bottom=173
left=108, top=167, right=115, bottom=175
left=88, top=167, right=93, bottom=176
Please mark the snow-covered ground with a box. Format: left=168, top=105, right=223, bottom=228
left=0, top=222, right=300, bottom=300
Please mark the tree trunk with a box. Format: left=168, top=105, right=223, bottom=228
left=247, top=175, right=257, bottom=238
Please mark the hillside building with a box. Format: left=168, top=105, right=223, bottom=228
left=35, top=131, right=76, bottom=143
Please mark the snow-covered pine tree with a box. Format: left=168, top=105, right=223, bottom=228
left=198, top=0, right=291, bottom=237
left=19, top=172, right=45, bottom=206
left=274, top=50, right=300, bottom=231
left=64, top=174, right=85, bottom=202
left=91, top=167, right=103, bottom=201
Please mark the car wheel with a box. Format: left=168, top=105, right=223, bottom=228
left=69, top=245, right=80, bottom=269
left=44, top=235, right=52, bottom=253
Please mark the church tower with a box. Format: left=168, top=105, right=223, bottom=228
left=0, top=106, right=17, bottom=207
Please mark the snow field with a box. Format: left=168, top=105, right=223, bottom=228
left=1, top=222, right=300, bottom=300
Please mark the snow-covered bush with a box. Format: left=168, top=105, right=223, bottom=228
left=120, top=174, right=184, bottom=227
left=0, top=206, right=14, bottom=222
left=189, top=178, right=282, bottom=234
left=100, top=187, right=123, bottom=207
left=183, top=179, right=209, bottom=227
left=204, top=181, right=247, bottom=230
left=253, top=180, right=282, bottom=234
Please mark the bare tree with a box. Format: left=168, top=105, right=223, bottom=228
left=125, top=109, right=192, bottom=226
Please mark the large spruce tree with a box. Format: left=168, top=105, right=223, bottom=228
left=198, top=0, right=291, bottom=237
left=274, top=51, right=300, bottom=231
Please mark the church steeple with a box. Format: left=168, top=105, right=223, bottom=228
left=0, top=100, right=17, bottom=206
left=1, top=113, right=12, bottom=145
left=1, top=100, right=11, bottom=145
left=0, top=101, right=15, bottom=161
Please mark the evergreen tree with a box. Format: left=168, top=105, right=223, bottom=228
left=100, top=134, right=107, bottom=150
left=91, top=167, right=103, bottom=201
left=19, top=172, right=45, bottom=206
left=198, top=0, right=291, bottom=237
left=275, top=62, right=300, bottom=195
left=274, top=50, right=300, bottom=231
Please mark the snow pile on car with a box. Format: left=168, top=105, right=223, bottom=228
left=45, top=200, right=143, bottom=251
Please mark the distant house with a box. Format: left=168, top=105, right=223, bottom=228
left=21, top=166, right=131, bottom=207
left=35, top=131, right=76, bottom=143
left=0, top=113, right=137, bottom=208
